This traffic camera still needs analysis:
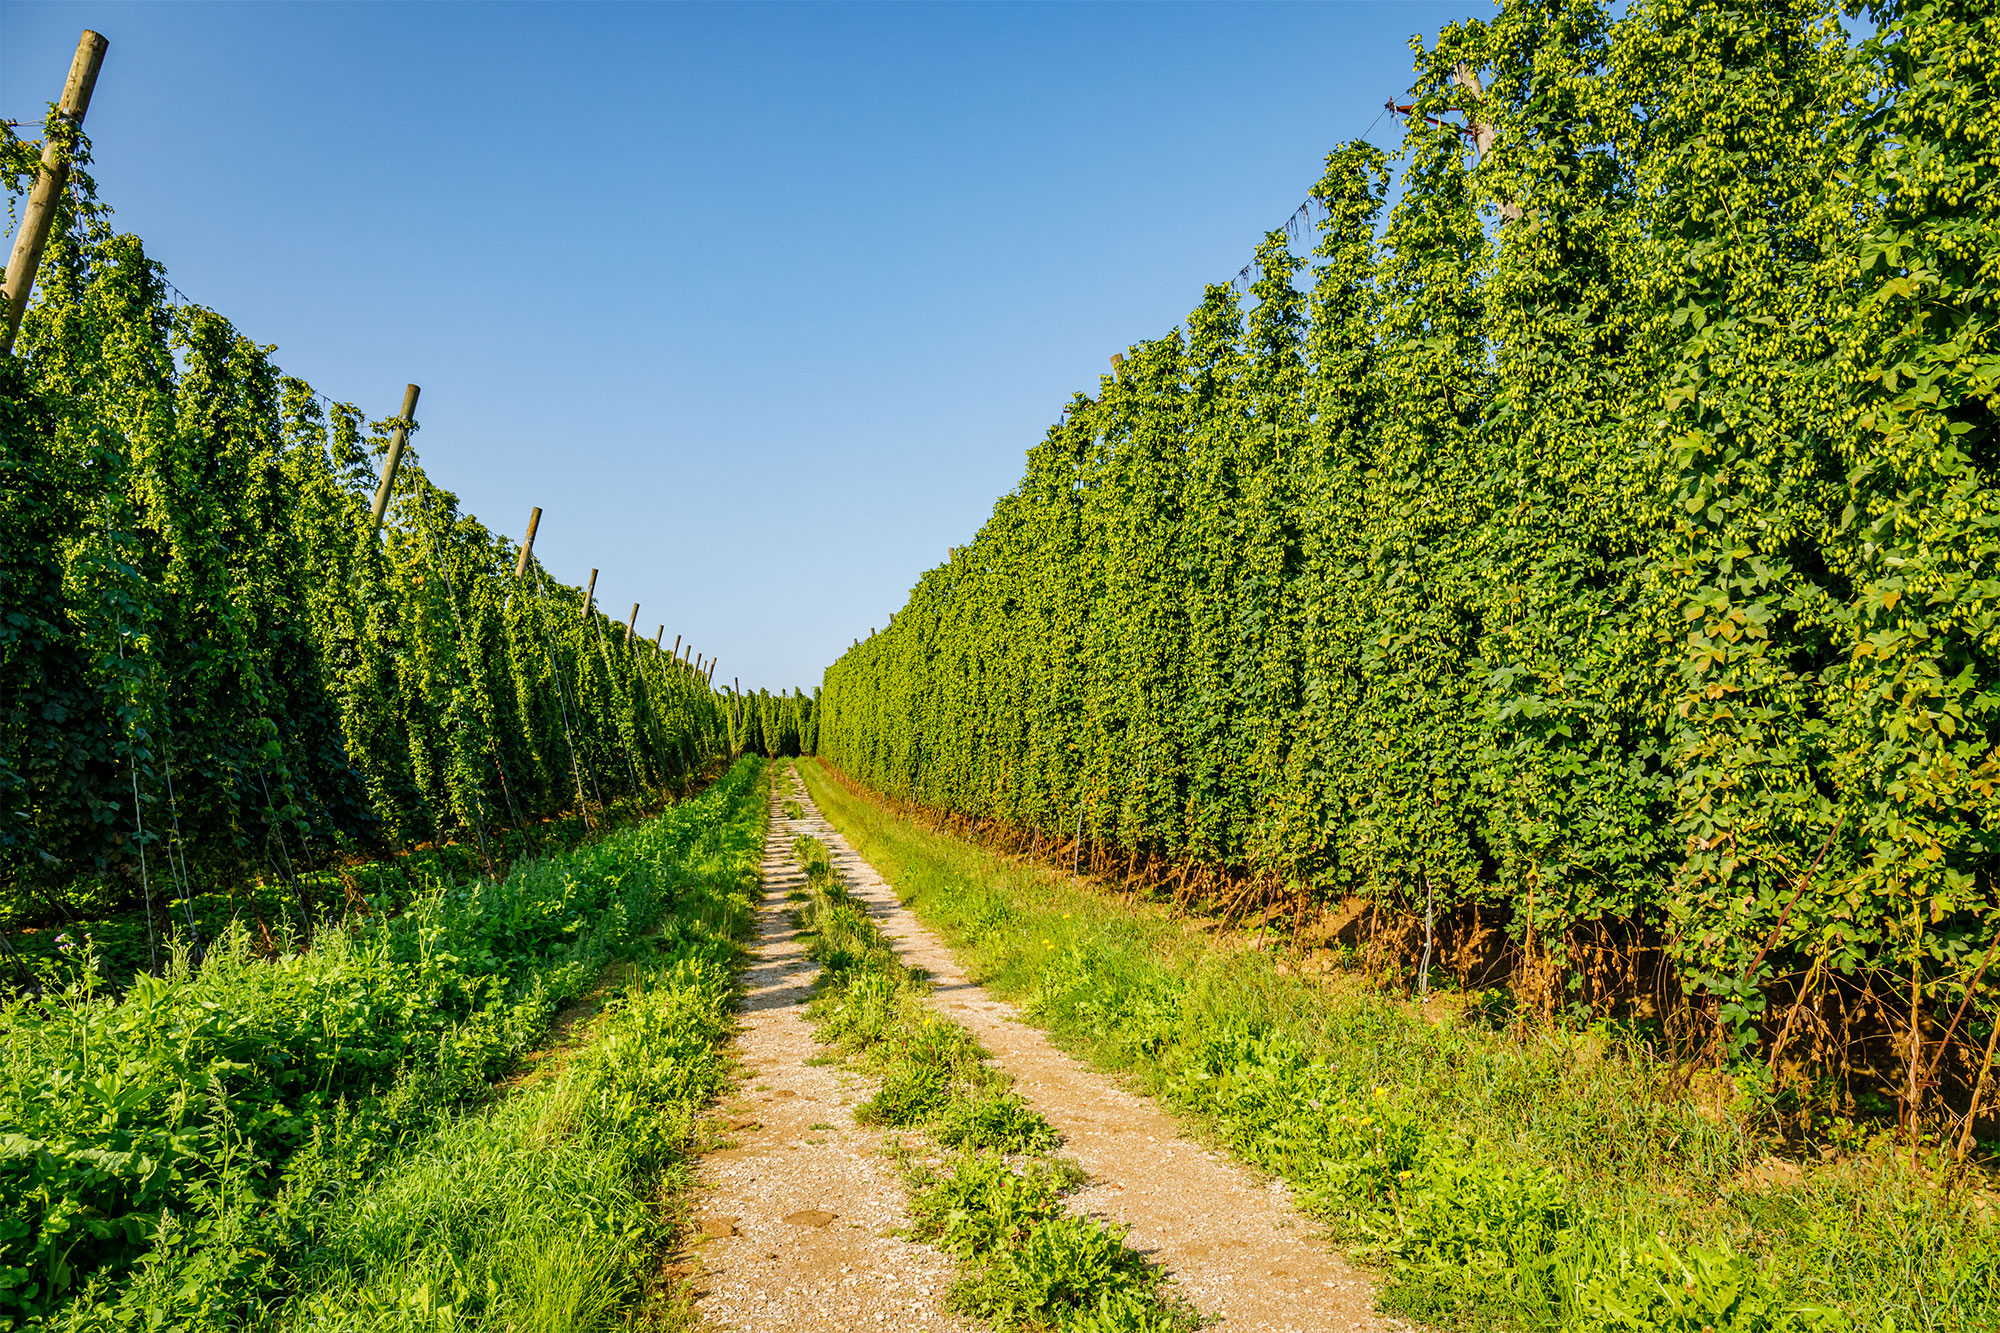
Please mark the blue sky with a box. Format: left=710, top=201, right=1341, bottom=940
left=2, top=1, right=1480, bottom=692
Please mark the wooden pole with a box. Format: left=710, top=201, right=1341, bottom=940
left=671, top=634, right=682, bottom=659
left=2, top=30, right=109, bottom=357
left=625, top=603, right=639, bottom=644
left=514, top=506, right=541, bottom=578
left=653, top=625, right=664, bottom=648
left=707, top=661, right=716, bottom=685
left=581, top=568, right=597, bottom=618
left=367, top=384, right=421, bottom=538
left=1110, top=352, right=1125, bottom=380
left=1450, top=64, right=1496, bottom=157
left=1450, top=63, right=1520, bottom=222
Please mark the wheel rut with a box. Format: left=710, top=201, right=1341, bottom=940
left=692, top=766, right=1392, bottom=1332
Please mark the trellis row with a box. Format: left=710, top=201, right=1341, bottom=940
left=818, top=0, right=2000, bottom=1127
left=0, top=121, right=732, bottom=929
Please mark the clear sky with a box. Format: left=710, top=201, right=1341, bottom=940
left=2, top=0, right=1480, bottom=692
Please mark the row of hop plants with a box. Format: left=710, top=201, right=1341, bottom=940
left=732, top=685, right=818, bottom=759
left=819, top=0, right=1999, bottom=1140
left=0, top=124, right=732, bottom=962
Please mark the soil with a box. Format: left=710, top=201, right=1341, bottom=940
left=690, top=767, right=1393, bottom=1332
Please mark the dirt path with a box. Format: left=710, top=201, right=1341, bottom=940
left=777, top=768, right=1394, bottom=1333
left=689, top=774, right=977, bottom=1332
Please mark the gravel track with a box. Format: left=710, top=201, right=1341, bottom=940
left=689, top=773, right=975, bottom=1332
left=692, top=766, right=1391, bottom=1333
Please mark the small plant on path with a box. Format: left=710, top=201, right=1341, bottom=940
left=789, top=830, right=1201, bottom=1332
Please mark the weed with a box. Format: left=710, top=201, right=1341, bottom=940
left=935, top=1089, right=1062, bottom=1155
left=791, top=823, right=1197, bottom=1331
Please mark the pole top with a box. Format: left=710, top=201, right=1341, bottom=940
left=61, top=32, right=109, bottom=123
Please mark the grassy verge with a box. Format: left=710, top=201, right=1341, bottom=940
left=7, top=757, right=768, bottom=1332
left=789, top=823, right=1197, bottom=1332
left=248, top=916, right=745, bottom=1331
left=4, top=772, right=727, bottom=996
left=798, top=759, right=1999, bottom=1333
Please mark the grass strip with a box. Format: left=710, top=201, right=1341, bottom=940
left=798, top=759, right=1999, bottom=1333
left=252, top=915, right=746, bottom=1331
left=789, top=823, right=1198, bottom=1333
left=9, top=757, right=768, bottom=1331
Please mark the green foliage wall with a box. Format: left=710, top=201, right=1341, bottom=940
left=820, top=0, right=1999, bottom=1077
left=0, top=136, right=729, bottom=927
left=734, top=687, right=817, bottom=759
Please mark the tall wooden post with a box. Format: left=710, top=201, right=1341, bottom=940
left=672, top=634, right=682, bottom=659
left=1110, top=352, right=1125, bottom=380
left=625, top=603, right=639, bottom=644
left=1450, top=64, right=1496, bottom=157
left=653, top=626, right=664, bottom=649
left=707, top=661, right=716, bottom=685
left=581, top=568, right=597, bottom=618
left=1450, top=63, right=1519, bottom=222
left=2, top=31, right=109, bottom=356
left=367, top=384, right=421, bottom=538
left=514, top=506, right=542, bottom=578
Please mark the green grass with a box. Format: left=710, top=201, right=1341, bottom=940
left=249, top=927, right=743, bottom=1332
left=7, top=758, right=768, bottom=1332
left=790, top=830, right=1197, bottom=1332
left=4, top=781, right=707, bottom=996
left=798, top=759, right=2000, bottom=1333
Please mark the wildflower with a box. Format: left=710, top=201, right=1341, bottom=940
left=1042, top=940, right=1053, bottom=947
left=55, top=932, right=73, bottom=953
left=1397, top=1170, right=1412, bottom=1181
left=1372, top=1085, right=1388, bottom=1098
